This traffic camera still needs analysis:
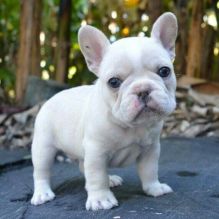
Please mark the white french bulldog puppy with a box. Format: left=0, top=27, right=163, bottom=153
left=31, top=12, right=178, bottom=211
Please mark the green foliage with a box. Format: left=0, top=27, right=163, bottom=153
left=0, top=1, right=19, bottom=92
left=71, top=0, right=88, bottom=41
left=0, top=0, right=219, bottom=101
left=0, top=67, right=15, bottom=90
left=68, top=0, right=97, bottom=86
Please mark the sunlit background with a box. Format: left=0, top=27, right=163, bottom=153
left=0, top=0, right=219, bottom=102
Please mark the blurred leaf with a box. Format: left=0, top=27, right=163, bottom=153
left=0, top=67, right=15, bottom=89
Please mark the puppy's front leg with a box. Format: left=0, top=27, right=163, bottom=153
left=84, top=142, right=118, bottom=211
left=137, top=142, right=173, bottom=197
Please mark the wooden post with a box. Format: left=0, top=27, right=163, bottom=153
left=16, top=0, right=42, bottom=103
left=200, top=25, right=216, bottom=80
left=55, top=0, right=72, bottom=83
left=147, top=0, right=163, bottom=24
left=30, top=0, right=42, bottom=76
left=16, top=0, right=33, bottom=103
left=185, top=0, right=204, bottom=78
left=174, top=0, right=189, bottom=77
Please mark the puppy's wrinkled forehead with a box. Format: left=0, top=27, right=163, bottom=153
left=100, top=37, right=171, bottom=80
left=78, top=12, right=177, bottom=79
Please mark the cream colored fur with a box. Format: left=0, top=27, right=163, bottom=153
left=31, top=12, right=178, bottom=211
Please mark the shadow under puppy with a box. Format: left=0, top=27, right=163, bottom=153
left=31, top=12, right=178, bottom=211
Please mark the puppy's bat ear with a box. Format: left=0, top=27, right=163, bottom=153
left=151, top=12, right=178, bottom=60
left=78, top=25, right=110, bottom=76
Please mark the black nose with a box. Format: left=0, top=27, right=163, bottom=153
left=138, top=90, right=150, bottom=103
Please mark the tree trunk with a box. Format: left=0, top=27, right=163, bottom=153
left=212, top=0, right=219, bottom=81
left=200, top=25, right=216, bottom=79
left=174, top=0, right=189, bottom=77
left=16, top=0, right=42, bottom=103
left=185, top=0, right=204, bottom=77
left=16, top=0, right=33, bottom=103
left=30, top=0, right=42, bottom=76
left=147, top=0, right=163, bottom=24
left=55, top=0, right=72, bottom=83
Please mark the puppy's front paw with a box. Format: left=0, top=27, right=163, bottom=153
left=109, top=175, right=123, bottom=187
left=86, top=190, right=118, bottom=211
left=143, top=181, right=173, bottom=197
left=31, top=189, right=55, bottom=205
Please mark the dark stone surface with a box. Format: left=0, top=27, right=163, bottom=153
left=1, top=137, right=219, bottom=219
left=0, top=147, right=30, bottom=167
left=24, top=76, right=70, bottom=106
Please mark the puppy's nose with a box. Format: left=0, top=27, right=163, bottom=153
left=138, top=90, right=150, bottom=103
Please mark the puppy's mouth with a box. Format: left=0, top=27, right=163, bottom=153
left=134, top=101, right=163, bottom=120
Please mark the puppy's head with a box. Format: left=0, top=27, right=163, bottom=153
left=79, top=12, right=178, bottom=127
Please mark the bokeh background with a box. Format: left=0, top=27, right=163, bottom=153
left=0, top=0, right=219, bottom=149
left=1, top=3, right=219, bottom=216
left=0, top=0, right=218, bottom=104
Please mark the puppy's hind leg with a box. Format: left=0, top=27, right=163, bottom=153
left=31, top=132, right=57, bottom=205
left=109, top=175, right=123, bottom=187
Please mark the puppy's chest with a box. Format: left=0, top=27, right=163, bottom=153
left=108, top=144, right=142, bottom=167
left=112, top=126, right=155, bottom=147
left=108, top=129, right=154, bottom=167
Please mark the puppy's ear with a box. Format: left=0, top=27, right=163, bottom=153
left=151, top=12, right=178, bottom=60
left=78, top=25, right=110, bottom=76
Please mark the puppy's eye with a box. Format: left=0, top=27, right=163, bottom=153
left=157, top=67, right=171, bottom=78
left=108, top=77, right=122, bottom=88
